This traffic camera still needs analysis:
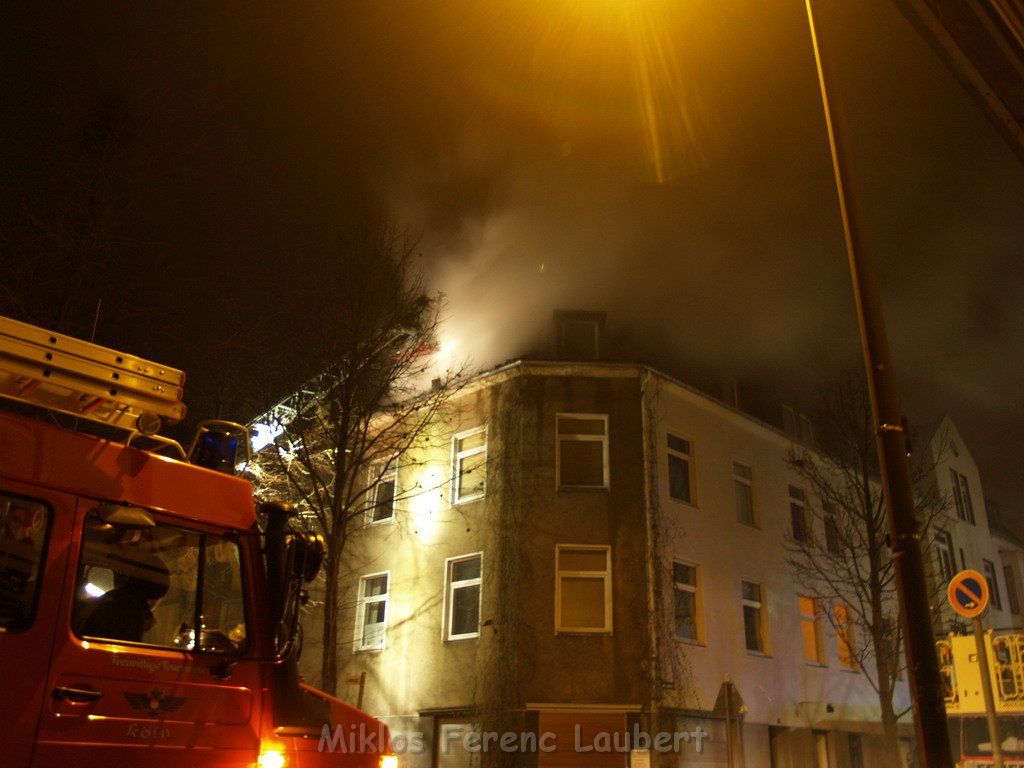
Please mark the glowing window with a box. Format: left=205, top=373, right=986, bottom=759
left=799, top=595, right=826, bottom=665
left=556, top=546, right=611, bottom=633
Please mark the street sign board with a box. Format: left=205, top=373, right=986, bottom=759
left=948, top=569, right=990, bottom=619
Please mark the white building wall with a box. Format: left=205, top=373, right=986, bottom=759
left=648, top=375, right=912, bottom=731
left=929, top=417, right=1023, bottom=631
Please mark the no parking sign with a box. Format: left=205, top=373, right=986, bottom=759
left=947, top=569, right=990, bottom=619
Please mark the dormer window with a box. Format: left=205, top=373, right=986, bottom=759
left=555, top=310, right=605, bottom=361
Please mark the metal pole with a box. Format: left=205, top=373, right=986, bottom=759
left=972, top=620, right=1005, bottom=768
left=724, top=681, right=734, bottom=768
left=802, top=2, right=954, bottom=765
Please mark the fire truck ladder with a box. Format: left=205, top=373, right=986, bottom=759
left=0, top=315, right=186, bottom=431
left=939, top=638, right=959, bottom=705
left=994, top=632, right=1024, bottom=701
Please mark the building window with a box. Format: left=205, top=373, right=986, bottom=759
left=672, top=561, right=703, bottom=643
left=789, top=486, right=810, bottom=543
left=782, top=405, right=797, bottom=435
left=445, top=554, right=482, bottom=640
left=823, top=503, right=841, bottom=555
left=848, top=733, right=864, bottom=768
left=834, top=603, right=858, bottom=670
left=369, top=467, right=397, bottom=523
left=556, top=414, right=609, bottom=489
left=798, top=414, right=815, bottom=444
left=1005, top=565, right=1021, bottom=615
left=555, top=310, right=605, bottom=361
left=813, top=731, right=830, bottom=768
left=741, top=580, right=769, bottom=654
left=437, top=721, right=482, bottom=768
left=983, top=559, right=1002, bottom=610
left=452, top=427, right=487, bottom=504
left=356, top=573, right=389, bottom=650
left=733, top=462, right=755, bottom=525
left=882, top=617, right=903, bottom=680
left=667, top=434, right=695, bottom=504
left=800, top=595, right=826, bottom=665
left=950, top=469, right=975, bottom=524
left=556, top=545, right=612, bottom=633
left=934, top=530, right=956, bottom=582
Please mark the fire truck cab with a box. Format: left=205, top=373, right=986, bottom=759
left=0, top=316, right=393, bottom=768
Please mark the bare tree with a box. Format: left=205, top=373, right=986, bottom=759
left=784, top=371, right=948, bottom=767
left=0, top=91, right=142, bottom=336
left=249, top=215, right=467, bottom=695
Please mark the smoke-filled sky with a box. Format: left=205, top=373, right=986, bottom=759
left=2, top=1, right=1022, bottom=508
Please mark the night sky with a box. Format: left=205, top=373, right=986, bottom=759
left=2, top=1, right=1022, bottom=510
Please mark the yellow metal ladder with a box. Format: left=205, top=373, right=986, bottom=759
left=0, top=315, right=186, bottom=431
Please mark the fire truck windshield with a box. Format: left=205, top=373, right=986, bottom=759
left=73, top=509, right=247, bottom=653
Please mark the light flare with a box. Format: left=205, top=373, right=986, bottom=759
left=468, top=0, right=716, bottom=181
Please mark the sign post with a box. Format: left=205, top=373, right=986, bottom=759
left=948, top=569, right=1004, bottom=768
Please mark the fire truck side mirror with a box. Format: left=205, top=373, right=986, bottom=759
left=287, top=533, right=325, bottom=583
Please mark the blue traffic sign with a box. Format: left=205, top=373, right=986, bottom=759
left=947, top=569, right=989, bottom=619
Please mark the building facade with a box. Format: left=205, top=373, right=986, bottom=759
left=291, top=359, right=1021, bottom=768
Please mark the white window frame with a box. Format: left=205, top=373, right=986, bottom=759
left=823, top=501, right=841, bottom=554
left=789, top=485, right=810, bottom=543
left=733, top=461, right=756, bottom=525
left=1005, top=564, right=1021, bottom=615
left=555, top=544, right=612, bottom=633
left=355, top=572, right=389, bottom=651
left=782, top=405, right=797, bottom=435
left=672, top=560, right=704, bottom=644
left=555, top=414, right=609, bottom=490
left=798, top=414, right=815, bottom=444
left=444, top=553, right=483, bottom=641
left=741, top=579, right=770, bottom=655
left=666, top=432, right=696, bottom=505
left=451, top=426, right=487, bottom=504
left=950, top=469, right=976, bottom=524
left=934, top=529, right=956, bottom=582
left=367, top=466, right=397, bottom=524
left=799, top=595, right=826, bottom=666
left=983, top=559, right=1003, bottom=610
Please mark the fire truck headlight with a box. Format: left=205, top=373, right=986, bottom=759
left=257, top=748, right=287, bottom=768
left=380, top=754, right=398, bottom=768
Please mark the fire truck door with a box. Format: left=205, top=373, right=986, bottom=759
left=0, top=482, right=76, bottom=768
left=31, top=498, right=262, bottom=767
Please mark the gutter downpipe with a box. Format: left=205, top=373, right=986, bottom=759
left=639, top=368, right=662, bottom=750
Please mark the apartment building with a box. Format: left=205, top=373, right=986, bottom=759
left=281, top=323, right=1020, bottom=768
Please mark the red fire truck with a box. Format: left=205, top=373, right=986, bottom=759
left=0, top=316, right=395, bottom=768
